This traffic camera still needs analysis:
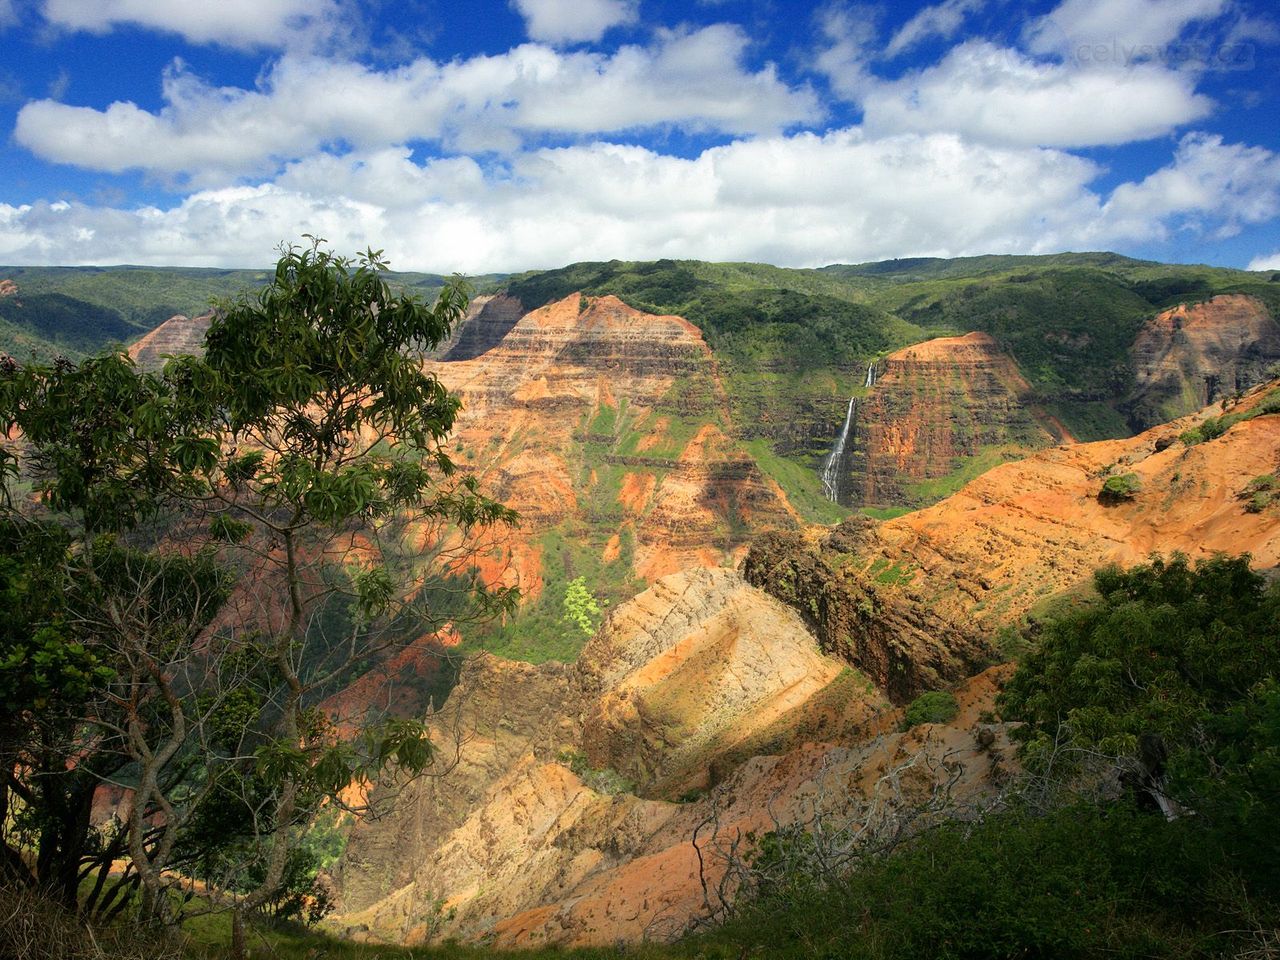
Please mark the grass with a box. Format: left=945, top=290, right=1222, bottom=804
left=181, top=912, right=698, bottom=959
left=901, top=445, right=1019, bottom=505
left=742, top=438, right=849, bottom=525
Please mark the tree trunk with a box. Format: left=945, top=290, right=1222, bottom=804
left=231, top=907, right=248, bottom=960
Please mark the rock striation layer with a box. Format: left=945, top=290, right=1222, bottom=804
left=431, top=293, right=797, bottom=592
left=331, top=569, right=1006, bottom=948
left=860, top=380, right=1280, bottom=626
left=841, top=332, right=1066, bottom=508
left=127, top=312, right=213, bottom=369
left=1124, top=294, right=1280, bottom=430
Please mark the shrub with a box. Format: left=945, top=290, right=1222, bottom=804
left=1241, top=474, right=1278, bottom=513
left=902, top=690, right=958, bottom=728
left=1098, top=472, right=1141, bottom=503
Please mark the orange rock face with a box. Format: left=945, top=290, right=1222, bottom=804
left=329, top=571, right=1008, bottom=948
left=127, top=312, right=213, bottom=369
left=0, top=279, right=17, bottom=297
left=842, top=332, right=1066, bottom=507
left=431, top=294, right=796, bottom=592
left=1125, top=294, right=1280, bottom=430
left=863, top=380, right=1280, bottom=625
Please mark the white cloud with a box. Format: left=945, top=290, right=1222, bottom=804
left=1248, top=252, right=1280, bottom=271
left=40, top=0, right=342, bottom=49
left=1025, top=0, right=1229, bottom=61
left=511, top=0, right=637, bottom=44
left=0, top=0, right=17, bottom=29
left=859, top=41, right=1212, bottom=147
left=1100, top=133, right=1280, bottom=241
left=14, top=28, right=821, bottom=181
left=5, top=128, right=1276, bottom=273
left=814, top=5, right=878, bottom=100
left=886, top=0, right=986, bottom=58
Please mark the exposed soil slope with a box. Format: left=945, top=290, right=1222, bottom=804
left=856, top=381, right=1280, bottom=625
left=331, top=569, right=1005, bottom=948
left=127, top=312, right=213, bottom=369
left=1125, top=294, right=1280, bottom=430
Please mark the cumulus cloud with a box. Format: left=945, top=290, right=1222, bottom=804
left=860, top=41, right=1212, bottom=147
left=1247, top=252, right=1280, bottom=271
left=1100, top=133, right=1280, bottom=241
left=4, top=128, right=1276, bottom=273
left=40, top=0, right=342, bottom=49
left=14, top=27, right=821, bottom=181
left=511, top=0, right=637, bottom=44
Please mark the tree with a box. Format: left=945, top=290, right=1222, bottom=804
left=563, top=576, right=605, bottom=637
left=0, top=351, right=230, bottom=923
left=177, top=240, right=518, bottom=952
left=1, top=239, right=518, bottom=955
left=1000, top=553, right=1280, bottom=889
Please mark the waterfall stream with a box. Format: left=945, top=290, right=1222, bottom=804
left=819, top=396, right=856, bottom=502
left=820, top=360, right=879, bottom=503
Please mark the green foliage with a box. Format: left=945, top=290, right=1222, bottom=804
left=1098, top=471, right=1142, bottom=503
left=556, top=748, right=634, bottom=796
left=999, top=555, right=1280, bottom=898
left=562, top=576, right=605, bottom=637
left=1, top=240, right=519, bottom=951
left=713, top=799, right=1247, bottom=960
left=901, top=691, right=958, bottom=728
left=1180, top=388, right=1280, bottom=445
left=0, top=350, right=215, bottom=531
left=1241, top=473, right=1278, bottom=513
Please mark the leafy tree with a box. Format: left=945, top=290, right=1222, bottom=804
left=563, top=575, right=605, bottom=636
left=0, top=352, right=229, bottom=922
left=1, top=239, right=518, bottom=955
left=1000, top=554, right=1280, bottom=888
left=902, top=691, right=958, bottom=729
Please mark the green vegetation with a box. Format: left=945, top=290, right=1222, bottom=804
left=690, top=555, right=1280, bottom=960
left=902, top=690, right=959, bottom=728
left=0, top=264, right=502, bottom=361
left=1, top=241, right=516, bottom=959
left=1179, top=386, right=1280, bottom=444
left=562, top=575, right=606, bottom=636
left=556, top=748, right=634, bottom=795
left=1241, top=473, right=1278, bottom=512
left=1098, top=471, right=1142, bottom=502
left=742, top=437, right=849, bottom=524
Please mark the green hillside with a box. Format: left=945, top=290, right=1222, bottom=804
left=0, top=265, right=487, bottom=360
left=6, top=254, right=1277, bottom=516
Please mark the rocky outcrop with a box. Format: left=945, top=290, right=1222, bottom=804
left=860, top=380, right=1280, bottom=626
left=335, top=654, right=582, bottom=916
left=331, top=571, right=1011, bottom=948
left=1124, top=294, right=1280, bottom=430
left=126, top=312, right=213, bottom=369
left=742, top=525, right=993, bottom=703
left=430, top=294, right=796, bottom=594
left=437, top=293, right=526, bottom=361
left=0, top=280, right=16, bottom=297
left=577, top=568, right=875, bottom=797
left=840, top=333, right=1066, bottom=508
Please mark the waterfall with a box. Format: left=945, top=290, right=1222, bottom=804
left=865, top=359, right=878, bottom=389
left=819, top=396, right=857, bottom=503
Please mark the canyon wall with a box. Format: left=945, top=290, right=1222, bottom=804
left=837, top=332, right=1067, bottom=508
left=1124, top=294, right=1280, bottom=430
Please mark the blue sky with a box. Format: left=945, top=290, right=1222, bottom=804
left=1, top=0, right=1279, bottom=272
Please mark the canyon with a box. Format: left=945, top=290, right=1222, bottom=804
left=8, top=256, right=1280, bottom=952
left=328, top=375, right=1280, bottom=948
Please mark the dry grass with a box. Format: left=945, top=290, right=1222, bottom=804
left=0, top=885, right=183, bottom=960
